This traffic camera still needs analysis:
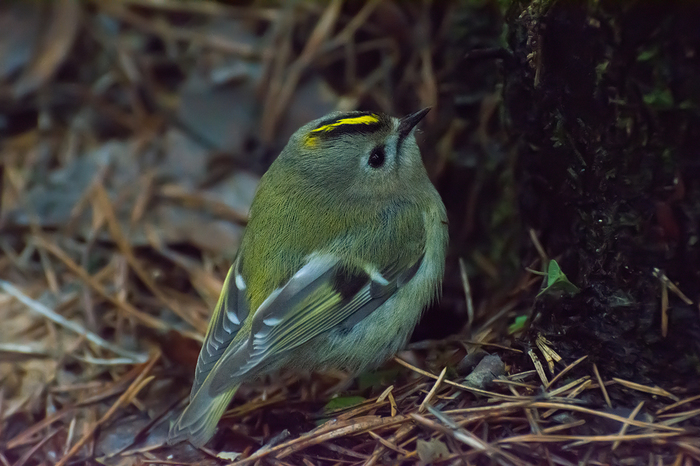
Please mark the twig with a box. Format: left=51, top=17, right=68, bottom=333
left=529, top=229, right=548, bottom=264
left=0, top=280, right=147, bottom=363
left=363, top=423, right=414, bottom=466
left=232, top=416, right=408, bottom=465
left=260, top=0, right=343, bottom=143
left=419, top=367, right=446, bottom=413
left=661, top=273, right=669, bottom=337
left=653, top=268, right=693, bottom=304
left=656, top=394, right=700, bottom=415
left=542, top=380, right=592, bottom=419
left=6, top=408, right=74, bottom=450
left=92, top=184, right=204, bottom=331
left=592, top=364, right=612, bottom=408
left=56, top=351, right=160, bottom=466
left=528, top=349, right=549, bottom=386
left=459, top=257, right=475, bottom=331
left=540, top=419, right=586, bottom=434
left=496, top=432, right=681, bottom=445
left=367, top=431, right=410, bottom=456
left=32, top=235, right=168, bottom=331
left=548, top=376, right=591, bottom=397
left=545, top=355, right=588, bottom=390
left=612, top=378, right=679, bottom=402
left=612, top=401, right=644, bottom=450
left=417, top=406, right=526, bottom=466
left=658, top=407, right=700, bottom=426
left=12, top=429, right=61, bottom=466
left=393, top=357, right=525, bottom=400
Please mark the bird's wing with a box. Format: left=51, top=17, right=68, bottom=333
left=190, top=253, right=249, bottom=396
left=207, top=251, right=424, bottom=395
left=171, top=248, right=423, bottom=446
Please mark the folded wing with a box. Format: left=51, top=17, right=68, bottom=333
left=209, top=252, right=423, bottom=395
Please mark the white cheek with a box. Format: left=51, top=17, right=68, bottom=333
left=385, top=135, right=398, bottom=166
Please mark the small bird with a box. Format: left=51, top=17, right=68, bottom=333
left=168, top=109, right=448, bottom=447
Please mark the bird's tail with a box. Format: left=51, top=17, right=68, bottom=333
left=168, top=382, right=240, bottom=447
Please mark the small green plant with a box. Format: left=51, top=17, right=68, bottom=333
left=508, top=315, right=529, bottom=334
left=323, top=395, right=366, bottom=413
left=531, top=259, right=581, bottom=298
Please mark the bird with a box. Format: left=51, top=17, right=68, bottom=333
left=168, top=108, right=448, bottom=447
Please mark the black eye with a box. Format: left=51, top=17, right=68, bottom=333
left=368, top=146, right=386, bottom=168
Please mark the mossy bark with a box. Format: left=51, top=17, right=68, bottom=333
left=504, top=0, right=700, bottom=384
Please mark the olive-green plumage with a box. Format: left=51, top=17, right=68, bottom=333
left=168, top=109, right=448, bottom=447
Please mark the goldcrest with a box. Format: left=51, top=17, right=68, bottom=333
left=168, top=109, right=448, bottom=447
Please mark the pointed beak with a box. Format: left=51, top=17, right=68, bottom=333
left=397, top=107, right=431, bottom=139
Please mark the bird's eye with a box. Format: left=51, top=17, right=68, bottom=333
left=368, top=145, right=386, bottom=169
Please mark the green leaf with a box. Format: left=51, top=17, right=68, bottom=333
left=643, top=88, right=674, bottom=110
left=546, top=259, right=562, bottom=287
left=537, top=259, right=580, bottom=298
left=508, top=315, right=528, bottom=334
left=323, top=396, right=366, bottom=413
left=637, top=48, right=657, bottom=62
left=595, top=60, right=609, bottom=85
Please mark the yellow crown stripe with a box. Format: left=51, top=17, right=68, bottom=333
left=309, top=114, right=380, bottom=134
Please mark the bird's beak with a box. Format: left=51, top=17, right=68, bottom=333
left=397, top=107, right=431, bottom=139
